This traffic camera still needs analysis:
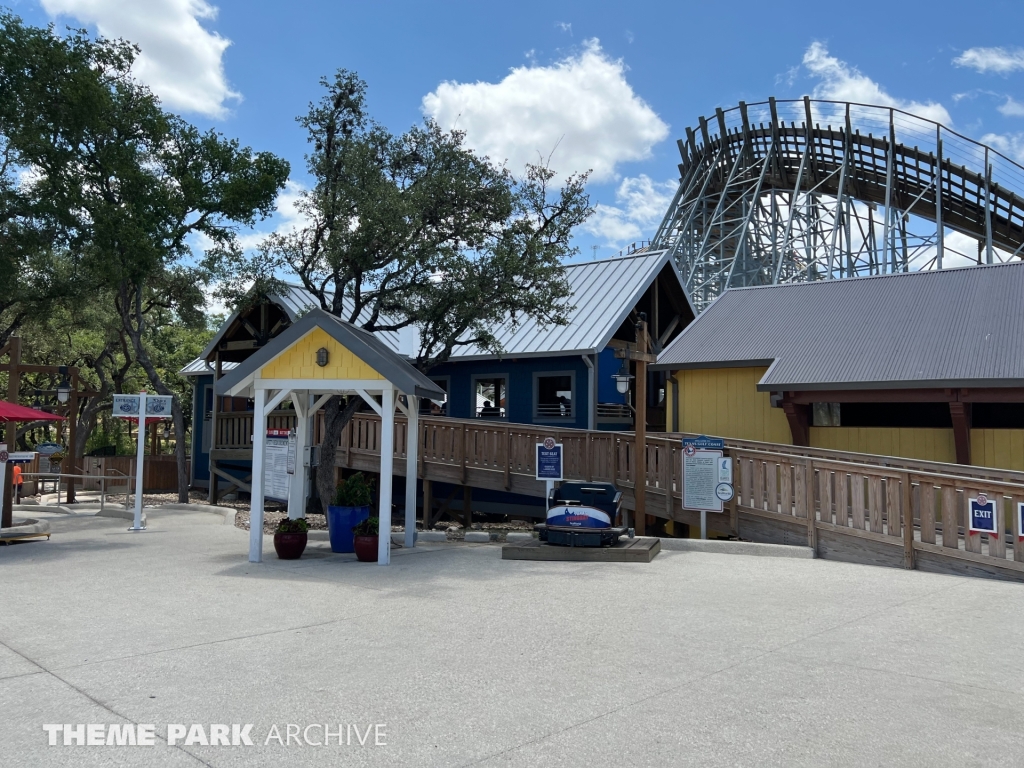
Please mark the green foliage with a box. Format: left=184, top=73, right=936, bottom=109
left=276, top=517, right=309, bottom=534
left=352, top=516, right=379, bottom=536
left=333, top=472, right=373, bottom=507
left=214, top=69, right=592, bottom=369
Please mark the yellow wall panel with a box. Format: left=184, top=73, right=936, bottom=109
left=671, top=367, right=792, bottom=444
left=261, top=327, right=385, bottom=381
left=809, top=427, right=956, bottom=464
left=972, top=429, right=1024, bottom=472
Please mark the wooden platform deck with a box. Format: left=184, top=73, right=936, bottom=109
left=207, top=411, right=1024, bottom=582
left=502, top=536, right=660, bottom=563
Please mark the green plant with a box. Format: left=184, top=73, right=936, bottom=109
left=333, top=472, right=373, bottom=507
left=276, top=517, right=309, bottom=534
left=352, top=516, right=379, bottom=537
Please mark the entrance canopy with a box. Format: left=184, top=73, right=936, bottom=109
left=216, top=309, right=444, bottom=565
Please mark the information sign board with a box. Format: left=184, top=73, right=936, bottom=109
left=682, top=436, right=725, bottom=512
left=265, top=429, right=291, bottom=502
left=535, top=437, right=563, bottom=481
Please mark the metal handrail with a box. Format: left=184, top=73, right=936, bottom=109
left=20, top=470, right=136, bottom=513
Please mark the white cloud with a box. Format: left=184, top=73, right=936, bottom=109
left=954, top=47, right=1024, bottom=75
left=998, top=96, right=1024, bottom=118
left=801, top=42, right=952, bottom=125
left=235, top=180, right=308, bottom=250
left=40, top=0, right=240, bottom=119
left=422, top=39, right=669, bottom=183
left=584, top=174, right=675, bottom=246
left=981, top=132, right=1024, bottom=162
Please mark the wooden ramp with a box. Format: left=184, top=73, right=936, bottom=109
left=502, top=537, right=660, bottom=563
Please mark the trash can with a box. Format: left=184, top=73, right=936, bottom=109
left=326, top=504, right=370, bottom=553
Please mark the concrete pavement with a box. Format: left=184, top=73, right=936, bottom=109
left=2, top=507, right=1022, bottom=767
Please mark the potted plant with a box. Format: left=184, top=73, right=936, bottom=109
left=273, top=517, right=309, bottom=560
left=326, top=472, right=373, bottom=554
left=352, top=516, right=380, bottom=562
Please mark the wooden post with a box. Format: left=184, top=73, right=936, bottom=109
left=422, top=478, right=433, bottom=529
left=208, top=353, right=222, bottom=504
left=1, top=456, right=12, bottom=529
left=66, top=367, right=79, bottom=504
left=634, top=332, right=648, bottom=536
left=902, top=472, right=915, bottom=569
left=805, top=458, right=817, bottom=553
left=463, top=485, right=472, bottom=529
left=504, top=426, right=511, bottom=490
left=460, top=423, right=468, bottom=484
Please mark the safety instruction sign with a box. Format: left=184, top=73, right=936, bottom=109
left=536, top=437, right=563, bottom=481
left=682, top=435, right=725, bottom=512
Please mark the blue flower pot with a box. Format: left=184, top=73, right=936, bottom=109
left=326, top=505, right=370, bottom=553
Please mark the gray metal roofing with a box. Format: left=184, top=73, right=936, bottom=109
left=653, top=262, right=1024, bottom=390
left=448, top=250, right=687, bottom=359
left=214, top=310, right=446, bottom=400
left=201, top=250, right=686, bottom=364
left=178, top=358, right=239, bottom=377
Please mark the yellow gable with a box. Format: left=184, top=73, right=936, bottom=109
left=260, top=327, right=385, bottom=381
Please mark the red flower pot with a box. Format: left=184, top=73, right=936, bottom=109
left=274, top=532, right=307, bottom=560
left=354, top=535, right=379, bottom=562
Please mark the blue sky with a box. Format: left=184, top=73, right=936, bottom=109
left=14, top=0, right=1024, bottom=263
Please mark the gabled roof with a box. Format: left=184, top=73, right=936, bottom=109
left=199, top=250, right=692, bottom=364
left=653, top=262, right=1024, bottom=391
left=214, top=310, right=446, bottom=400
left=449, top=250, right=693, bottom=359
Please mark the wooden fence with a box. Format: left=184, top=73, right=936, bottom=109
left=212, top=411, right=1024, bottom=582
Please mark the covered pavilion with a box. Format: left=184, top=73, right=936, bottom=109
left=215, top=309, right=445, bottom=564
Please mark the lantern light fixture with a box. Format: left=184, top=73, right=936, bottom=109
left=316, top=347, right=329, bottom=367
left=612, top=359, right=634, bottom=395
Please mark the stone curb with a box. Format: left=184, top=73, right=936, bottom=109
left=14, top=504, right=74, bottom=515
left=1, top=518, right=51, bottom=540
left=96, top=506, right=147, bottom=525
left=658, top=538, right=814, bottom=559
left=505, top=532, right=535, bottom=543
left=418, top=531, right=447, bottom=542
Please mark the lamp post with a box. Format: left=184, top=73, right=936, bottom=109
left=612, top=314, right=654, bottom=535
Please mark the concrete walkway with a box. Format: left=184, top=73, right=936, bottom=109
left=2, top=508, right=1022, bottom=767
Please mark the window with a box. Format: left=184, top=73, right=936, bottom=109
left=472, top=375, right=507, bottom=420
left=812, top=403, right=841, bottom=427
left=534, top=372, right=575, bottom=421
left=420, top=377, right=449, bottom=416
left=829, top=402, right=953, bottom=428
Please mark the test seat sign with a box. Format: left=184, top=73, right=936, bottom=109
left=535, top=437, right=563, bottom=481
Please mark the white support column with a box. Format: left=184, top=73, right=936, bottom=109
left=378, top=387, right=395, bottom=565
left=405, top=395, right=419, bottom=548
left=249, top=388, right=268, bottom=563
left=287, top=390, right=308, bottom=520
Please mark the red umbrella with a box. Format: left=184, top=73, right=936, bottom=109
left=0, top=401, right=67, bottom=422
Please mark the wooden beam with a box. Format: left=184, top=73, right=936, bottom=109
left=463, top=485, right=473, bottom=529
left=782, top=402, right=811, bottom=446
left=949, top=402, right=972, bottom=465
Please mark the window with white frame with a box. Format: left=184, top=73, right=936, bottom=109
left=534, top=372, right=574, bottom=421
left=472, top=375, right=507, bottom=420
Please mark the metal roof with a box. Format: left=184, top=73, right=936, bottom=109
left=653, top=262, right=1024, bottom=391
left=178, top=359, right=239, bottom=377
left=449, top=250, right=690, bottom=359
left=199, top=250, right=689, bottom=364
left=215, top=310, right=446, bottom=400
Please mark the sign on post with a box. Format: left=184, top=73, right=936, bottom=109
left=264, top=429, right=291, bottom=502
left=968, top=494, right=998, bottom=535
left=111, top=392, right=172, bottom=532
left=535, top=438, right=563, bottom=481
left=682, top=436, right=725, bottom=512
left=536, top=437, right=563, bottom=504
left=286, top=430, right=297, bottom=476
left=682, top=436, right=726, bottom=540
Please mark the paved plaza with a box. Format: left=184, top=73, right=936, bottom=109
left=2, top=507, right=1023, bottom=767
